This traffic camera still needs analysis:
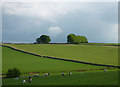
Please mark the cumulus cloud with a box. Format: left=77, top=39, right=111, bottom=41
left=48, top=27, right=62, bottom=37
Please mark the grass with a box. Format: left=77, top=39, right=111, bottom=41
left=2, top=46, right=104, bottom=74
left=2, top=71, right=119, bottom=85
left=4, top=44, right=119, bottom=66
left=2, top=45, right=119, bottom=85
left=78, top=43, right=120, bottom=46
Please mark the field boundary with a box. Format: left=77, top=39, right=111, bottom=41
left=1, top=45, right=120, bottom=68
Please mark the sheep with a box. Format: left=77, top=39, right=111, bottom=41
left=104, top=69, right=106, bottom=72
left=23, top=80, right=26, bottom=84
left=62, top=72, right=65, bottom=76
left=69, top=72, right=72, bottom=75
left=28, top=77, right=32, bottom=83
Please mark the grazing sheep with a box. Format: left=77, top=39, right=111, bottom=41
left=45, top=73, right=49, bottom=76
left=42, top=73, right=50, bottom=77
left=69, top=72, right=72, bottom=75
left=104, top=69, right=106, bottom=72
left=28, top=77, right=32, bottom=83
left=33, top=74, right=36, bottom=77
left=42, top=75, right=46, bottom=77
left=36, top=74, right=39, bottom=77
left=23, top=80, right=26, bottom=84
left=48, top=73, right=50, bottom=76
left=62, top=72, right=65, bottom=76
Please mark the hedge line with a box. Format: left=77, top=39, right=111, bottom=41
left=1, top=45, right=120, bottom=68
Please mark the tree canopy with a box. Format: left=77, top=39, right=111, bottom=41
left=67, top=34, right=88, bottom=44
left=67, top=34, right=76, bottom=44
left=6, top=68, right=21, bottom=78
left=36, top=35, right=51, bottom=44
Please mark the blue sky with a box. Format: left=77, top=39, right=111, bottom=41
left=2, top=2, right=118, bottom=43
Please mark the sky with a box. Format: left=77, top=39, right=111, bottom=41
left=2, top=1, right=118, bottom=43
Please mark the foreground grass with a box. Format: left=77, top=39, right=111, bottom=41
left=2, top=71, right=119, bottom=85
left=2, top=47, right=104, bottom=73
left=5, top=44, right=118, bottom=66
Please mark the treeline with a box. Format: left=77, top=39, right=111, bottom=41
left=35, top=34, right=88, bottom=44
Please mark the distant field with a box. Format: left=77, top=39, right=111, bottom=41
left=79, top=43, right=120, bottom=46
left=2, top=71, right=119, bottom=85
left=2, top=47, right=104, bottom=73
left=4, top=44, right=119, bottom=66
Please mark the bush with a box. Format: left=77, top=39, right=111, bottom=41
left=6, top=68, right=21, bottom=78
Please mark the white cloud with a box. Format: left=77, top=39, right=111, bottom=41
left=3, top=2, right=117, bottom=22
left=48, top=27, right=62, bottom=37
left=3, top=2, right=84, bottom=22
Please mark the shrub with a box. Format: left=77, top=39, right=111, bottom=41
left=6, top=68, right=21, bottom=78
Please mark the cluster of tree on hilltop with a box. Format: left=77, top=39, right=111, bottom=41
left=67, top=34, right=88, bottom=44
left=35, top=34, right=88, bottom=44
left=36, top=35, right=51, bottom=44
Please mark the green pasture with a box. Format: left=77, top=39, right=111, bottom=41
left=78, top=43, right=120, bottom=46
left=2, top=46, right=104, bottom=74
left=2, top=45, right=119, bottom=85
left=2, top=71, right=119, bottom=85
left=5, top=44, right=119, bottom=66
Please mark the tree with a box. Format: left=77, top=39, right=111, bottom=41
left=67, top=34, right=76, bottom=44
left=75, top=36, right=82, bottom=44
left=36, top=35, right=51, bottom=44
left=82, top=36, right=88, bottom=43
left=6, top=68, right=21, bottom=78
left=67, top=34, right=88, bottom=44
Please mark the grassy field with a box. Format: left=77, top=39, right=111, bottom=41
left=2, top=46, right=105, bottom=73
left=2, top=71, right=119, bottom=85
left=4, top=44, right=119, bottom=66
left=2, top=45, right=119, bottom=85
left=78, top=43, right=120, bottom=46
